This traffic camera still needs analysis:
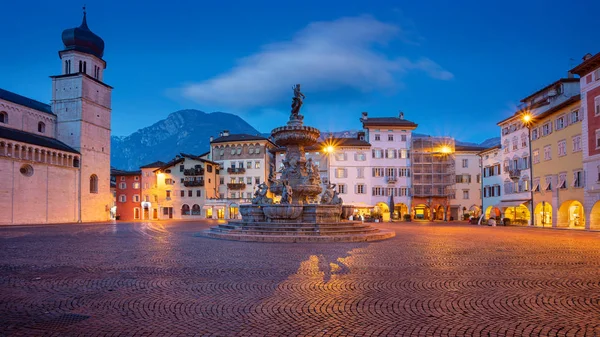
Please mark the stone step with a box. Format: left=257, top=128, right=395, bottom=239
left=211, top=228, right=379, bottom=236
left=198, top=229, right=396, bottom=243
left=236, top=225, right=375, bottom=232
left=228, top=221, right=364, bottom=227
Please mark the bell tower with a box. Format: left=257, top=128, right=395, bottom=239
left=52, top=8, right=112, bottom=222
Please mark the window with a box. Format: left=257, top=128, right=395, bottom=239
left=372, top=168, right=384, bottom=177
left=83, top=61, right=87, bottom=73
left=463, top=190, right=469, bottom=199
left=386, top=149, right=396, bottom=159
left=133, top=195, right=140, bottom=202
left=78, top=60, right=83, bottom=73
left=255, top=177, right=260, bottom=184
left=338, top=184, right=347, bottom=194
left=372, top=187, right=384, bottom=196
left=219, top=177, right=224, bottom=184
left=357, top=167, right=364, bottom=178
left=545, top=176, right=552, bottom=191
left=182, top=204, right=190, bottom=215
left=388, top=134, right=394, bottom=141
left=533, top=149, right=540, bottom=164
left=197, top=190, right=201, bottom=197
left=462, top=159, right=468, bottom=168
left=247, top=177, right=252, bottom=184
left=180, top=165, right=184, bottom=172
left=145, top=195, right=150, bottom=202
left=255, top=161, right=260, bottom=169
left=335, top=153, right=347, bottom=161
left=573, top=135, right=582, bottom=152
left=0, top=111, right=7, bottom=124
left=90, top=174, right=98, bottom=193
left=166, top=190, right=171, bottom=198
left=521, top=134, right=527, bottom=148
left=398, top=149, right=408, bottom=159
left=557, top=140, right=567, bottom=157
left=372, top=149, right=383, bottom=159
left=503, top=140, right=509, bottom=153
left=245, top=161, right=251, bottom=169
left=119, top=182, right=126, bottom=189
left=596, top=130, right=600, bottom=149
left=522, top=156, right=529, bottom=169
left=385, top=168, right=396, bottom=177
left=37, top=122, right=45, bottom=133
left=180, top=190, right=185, bottom=197
left=207, top=165, right=213, bottom=173
left=571, top=110, right=581, bottom=123
left=133, top=182, right=140, bottom=189
left=374, top=134, right=381, bottom=141
left=555, top=115, right=565, bottom=130
left=512, top=137, right=518, bottom=150
left=399, top=168, right=410, bottom=177
left=119, top=195, right=126, bottom=202
left=476, top=174, right=481, bottom=183
left=542, top=123, right=552, bottom=136
left=573, top=170, right=584, bottom=188
left=187, top=190, right=192, bottom=197
left=356, top=184, right=365, bottom=194
left=595, top=96, right=600, bottom=116
left=543, top=145, right=551, bottom=161
left=231, top=149, right=236, bottom=155
left=355, top=153, right=366, bottom=161
left=532, top=128, right=539, bottom=140
left=335, top=168, right=347, bottom=178
left=401, top=135, right=407, bottom=141
left=558, top=173, right=567, bottom=189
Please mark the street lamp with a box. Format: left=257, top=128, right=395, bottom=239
left=323, top=143, right=336, bottom=185
left=521, top=111, right=535, bottom=226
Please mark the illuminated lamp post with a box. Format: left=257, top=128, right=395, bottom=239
left=521, top=111, right=535, bottom=227
left=323, top=142, right=336, bottom=185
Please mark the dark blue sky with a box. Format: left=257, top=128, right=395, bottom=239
left=1, top=0, right=598, bottom=143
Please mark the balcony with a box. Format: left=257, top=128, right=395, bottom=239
left=183, top=168, right=204, bottom=176
left=227, top=167, right=246, bottom=174
left=509, top=169, right=521, bottom=181
left=183, top=180, right=205, bottom=187
left=227, top=183, right=246, bottom=190
left=386, top=176, right=397, bottom=183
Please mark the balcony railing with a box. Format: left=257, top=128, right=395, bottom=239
left=183, top=168, right=204, bottom=176
left=183, top=180, right=205, bottom=187
left=509, top=169, right=521, bottom=181
left=386, top=176, right=397, bottom=183
left=227, top=183, right=246, bottom=190
left=227, top=167, right=246, bottom=174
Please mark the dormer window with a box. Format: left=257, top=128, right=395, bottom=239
left=38, top=122, right=46, bottom=133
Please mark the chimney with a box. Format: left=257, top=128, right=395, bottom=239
left=399, top=111, right=404, bottom=120
left=357, top=131, right=365, bottom=141
left=209, top=136, right=214, bottom=142
left=219, top=131, right=223, bottom=137
left=567, top=71, right=574, bottom=79
left=361, top=111, right=368, bottom=120
left=583, top=53, right=593, bottom=61
left=223, top=130, right=230, bottom=137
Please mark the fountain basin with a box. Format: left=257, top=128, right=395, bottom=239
left=303, top=204, right=342, bottom=223
left=263, top=204, right=303, bottom=222
left=239, top=204, right=265, bottom=222
left=341, top=205, right=356, bottom=219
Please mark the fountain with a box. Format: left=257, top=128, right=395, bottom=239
left=201, top=85, right=395, bottom=242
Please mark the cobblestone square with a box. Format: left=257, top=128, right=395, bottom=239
left=1, top=221, right=600, bottom=336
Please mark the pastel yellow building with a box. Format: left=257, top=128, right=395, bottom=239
left=531, top=95, right=584, bottom=228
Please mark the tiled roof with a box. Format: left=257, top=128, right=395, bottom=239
left=520, top=78, right=580, bottom=103
left=570, top=52, right=600, bottom=76
left=139, top=160, right=166, bottom=168
left=477, top=145, right=501, bottom=155
left=532, top=95, right=581, bottom=122
left=321, top=138, right=371, bottom=147
left=110, top=168, right=141, bottom=176
left=0, top=125, right=78, bottom=153
left=211, top=134, right=269, bottom=144
left=0, top=88, right=54, bottom=115
left=155, top=153, right=218, bottom=172
left=361, top=117, right=418, bottom=128
left=455, top=145, right=487, bottom=152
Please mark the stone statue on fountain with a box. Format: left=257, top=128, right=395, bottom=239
left=289, top=84, right=305, bottom=125
left=281, top=181, right=293, bottom=205
left=321, top=183, right=343, bottom=205
left=252, top=182, right=273, bottom=205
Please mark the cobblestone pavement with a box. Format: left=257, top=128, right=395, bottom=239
left=1, top=221, right=600, bottom=336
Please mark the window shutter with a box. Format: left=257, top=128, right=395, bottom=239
left=394, top=150, right=398, bottom=158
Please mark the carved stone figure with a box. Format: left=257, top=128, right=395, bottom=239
left=281, top=181, right=293, bottom=205
left=252, top=182, right=273, bottom=205
left=321, top=183, right=335, bottom=204
left=291, top=84, right=305, bottom=118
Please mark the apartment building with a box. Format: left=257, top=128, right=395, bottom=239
left=451, top=145, right=484, bottom=220
left=111, top=169, right=142, bottom=221
left=479, top=145, right=502, bottom=219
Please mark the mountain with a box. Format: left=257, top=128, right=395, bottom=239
left=478, top=137, right=501, bottom=148
left=111, top=109, right=260, bottom=170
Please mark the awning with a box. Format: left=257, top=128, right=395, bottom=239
left=496, top=200, right=529, bottom=209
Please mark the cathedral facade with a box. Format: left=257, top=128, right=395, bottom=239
left=0, top=11, right=112, bottom=225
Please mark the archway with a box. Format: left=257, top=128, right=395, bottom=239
left=534, top=202, right=552, bottom=227
left=374, top=202, right=390, bottom=221
left=413, top=204, right=430, bottom=220
left=468, top=205, right=481, bottom=218
left=485, top=206, right=501, bottom=219
left=590, top=201, right=600, bottom=229
left=229, top=203, right=239, bottom=219
left=393, top=203, right=408, bottom=220
left=503, top=204, right=530, bottom=226
left=192, top=204, right=201, bottom=215
left=558, top=200, right=585, bottom=228
left=181, top=204, right=190, bottom=216
left=434, top=205, right=445, bottom=220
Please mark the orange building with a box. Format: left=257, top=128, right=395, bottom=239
left=111, top=169, right=142, bottom=221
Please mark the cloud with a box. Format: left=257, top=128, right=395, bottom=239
left=181, top=15, right=452, bottom=108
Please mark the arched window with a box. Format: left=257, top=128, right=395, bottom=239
left=38, top=122, right=45, bottom=133
left=0, top=111, right=7, bottom=124
left=73, top=157, right=80, bottom=168
left=192, top=204, right=201, bottom=215
left=181, top=204, right=190, bottom=215
left=83, top=61, right=87, bottom=74
left=79, top=60, right=83, bottom=73
left=90, top=174, right=98, bottom=193
left=65, top=60, right=69, bottom=74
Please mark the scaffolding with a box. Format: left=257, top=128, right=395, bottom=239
left=411, top=137, right=456, bottom=199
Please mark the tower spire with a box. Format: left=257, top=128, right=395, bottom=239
left=80, top=5, right=89, bottom=29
